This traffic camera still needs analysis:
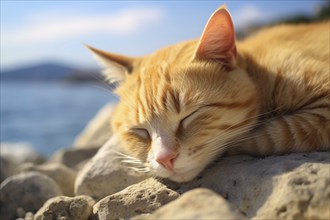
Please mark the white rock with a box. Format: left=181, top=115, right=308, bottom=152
left=34, top=195, right=95, bottom=220
left=74, top=136, right=147, bottom=200
left=0, top=142, right=44, bottom=164
left=48, top=147, right=99, bottom=170
left=0, top=156, right=16, bottom=182
left=24, top=212, right=34, bottom=220
left=73, top=103, right=115, bottom=149
left=162, top=152, right=330, bottom=219
left=93, top=178, right=179, bottom=219
left=137, top=188, right=245, bottom=220
left=19, top=163, right=77, bottom=196
left=0, top=171, right=62, bottom=220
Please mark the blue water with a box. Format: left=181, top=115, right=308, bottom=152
left=0, top=81, right=117, bottom=156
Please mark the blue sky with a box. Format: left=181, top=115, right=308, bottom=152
left=1, top=0, right=325, bottom=70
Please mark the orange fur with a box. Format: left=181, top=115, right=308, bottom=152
left=88, top=6, right=329, bottom=182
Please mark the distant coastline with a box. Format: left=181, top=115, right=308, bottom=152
left=0, top=62, right=104, bottom=84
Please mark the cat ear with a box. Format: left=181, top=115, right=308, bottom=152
left=86, top=45, right=135, bottom=84
left=195, top=5, right=237, bottom=66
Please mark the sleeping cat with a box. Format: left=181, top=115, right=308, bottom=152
left=87, top=5, right=329, bottom=182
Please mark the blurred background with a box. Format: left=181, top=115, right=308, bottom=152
left=1, top=0, right=329, bottom=157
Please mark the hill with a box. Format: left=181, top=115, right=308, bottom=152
left=0, top=63, right=103, bottom=83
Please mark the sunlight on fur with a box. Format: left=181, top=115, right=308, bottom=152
left=88, top=5, right=330, bottom=182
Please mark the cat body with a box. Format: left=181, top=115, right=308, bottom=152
left=88, top=6, right=329, bottom=182
left=233, top=22, right=330, bottom=155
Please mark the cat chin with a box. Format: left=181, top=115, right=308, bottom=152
left=148, top=157, right=206, bottom=182
left=155, top=167, right=204, bottom=183
left=167, top=171, right=198, bottom=183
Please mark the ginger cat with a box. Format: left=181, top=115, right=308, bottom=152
left=88, top=6, right=329, bottom=182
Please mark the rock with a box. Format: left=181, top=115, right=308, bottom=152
left=24, top=212, right=34, bottom=220
left=0, top=142, right=45, bottom=164
left=93, top=178, right=179, bottom=219
left=16, top=207, right=26, bottom=218
left=162, top=152, right=329, bottom=220
left=48, top=147, right=99, bottom=170
left=74, top=136, right=147, bottom=200
left=254, top=157, right=330, bottom=220
left=0, top=156, right=16, bottom=182
left=34, top=195, right=95, bottom=220
left=73, top=103, right=115, bottom=149
left=0, top=143, right=45, bottom=182
left=0, top=142, right=45, bottom=182
left=136, top=188, right=245, bottom=220
left=0, top=171, right=62, bottom=220
left=19, top=163, right=77, bottom=196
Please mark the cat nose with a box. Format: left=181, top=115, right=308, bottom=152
left=156, top=150, right=178, bottom=171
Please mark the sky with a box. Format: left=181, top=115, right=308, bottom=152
left=1, top=0, right=326, bottom=71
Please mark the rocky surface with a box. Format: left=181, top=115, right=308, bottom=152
left=19, top=162, right=77, bottom=196
left=136, top=188, right=245, bottom=220
left=34, top=195, right=95, bottom=220
left=0, top=143, right=45, bottom=182
left=73, top=103, right=115, bottom=149
left=0, top=171, right=62, bottom=220
left=93, top=178, right=179, bottom=219
left=1, top=104, right=329, bottom=220
left=48, top=147, right=99, bottom=170
left=0, top=142, right=45, bottom=164
left=74, top=136, right=147, bottom=200
left=162, top=152, right=330, bottom=220
left=0, top=156, right=16, bottom=182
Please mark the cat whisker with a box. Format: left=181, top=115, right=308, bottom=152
left=222, top=134, right=264, bottom=150
left=83, top=70, right=117, bottom=92
left=117, top=157, right=145, bottom=165
left=112, top=150, right=151, bottom=174
left=112, top=150, right=137, bottom=159
left=120, top=160, right=144, bottom=165
left=153, top=175, right=165, bottom=182
left=121, top=162, right=150, bottom=173
left=217, top=109, right=287, bottom=140
left=128, top=167, right=150, bottom=173
left=188, top=122, right=263, bottom=159
left=217, top=107, right=283, bottom=135
left=189, top=107, right=284, bottom=148
left=91, top=85, right=116, bottom=96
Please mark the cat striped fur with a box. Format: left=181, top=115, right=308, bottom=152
left=88, top=5, right=329, bottom=182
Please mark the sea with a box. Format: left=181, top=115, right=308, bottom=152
left=0, top=81, right=118, bottom=157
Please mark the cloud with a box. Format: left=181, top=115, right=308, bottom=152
left=2, top=7, right=164, bottom=46
left=232, top=5, right=267, bottom=28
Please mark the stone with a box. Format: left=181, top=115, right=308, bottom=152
left=161, top=152, right=330, bottom=219
left=48, top=147, right=99, bottom=170
left=19, top=163, right=77, bottom=196
left=34, top=195, right=95, bottom=220
left=0, top=142, right=45, bottom=164
left=254, top=156, right=330, bottom=220
left=16, top=207, right=26, bottom=218
left=0, top=143, right=45, bottom=182
left=24, top=212, right=34, bottom=220
left=73, top=103, right=115, bottom=149
left=74, top=136, right=147, bottom=200
left=0, top=171, right=62, bottom=220
left=0, top=156, right=16, bottom=182
left=136, top=188, right=245, bottom=220
left=93, top=178, right=179, bottom=220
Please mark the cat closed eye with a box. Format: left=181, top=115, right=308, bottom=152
left=180, top=109, right=201, bottom=128
left=131, top=128, right=150, bottom=140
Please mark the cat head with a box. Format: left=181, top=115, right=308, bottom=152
left=88, top=6, right=259, bottom=182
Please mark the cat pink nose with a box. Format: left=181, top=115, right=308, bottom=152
left=156, top=151, right=178, bottom=171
